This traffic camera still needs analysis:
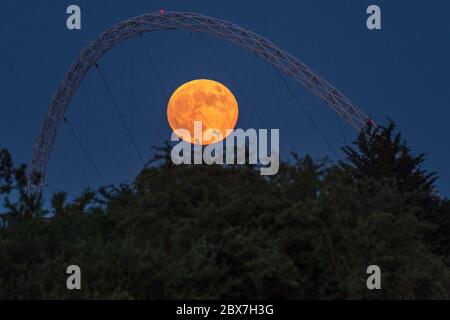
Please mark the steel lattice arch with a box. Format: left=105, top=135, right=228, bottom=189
left=29, top=11, right=371, bottom=195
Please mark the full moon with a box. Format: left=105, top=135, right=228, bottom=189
left=167, top=79, right=239, bottom=145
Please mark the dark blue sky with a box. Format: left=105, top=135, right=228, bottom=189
left=0, top=0, right=449, bottom=200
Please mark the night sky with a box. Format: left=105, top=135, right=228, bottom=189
left=0, top=0, right=449, bottom=200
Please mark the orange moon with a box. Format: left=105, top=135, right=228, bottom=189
left=167, top=79, right=239, bottom=145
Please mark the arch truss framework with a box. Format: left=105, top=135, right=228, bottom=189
left=29, top=11, right=371, bottom=195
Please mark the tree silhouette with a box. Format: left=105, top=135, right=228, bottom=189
left=0, top=122, right=449, bottom=299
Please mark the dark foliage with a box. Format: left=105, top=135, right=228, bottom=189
left=0, top=121, right=449, bottom=299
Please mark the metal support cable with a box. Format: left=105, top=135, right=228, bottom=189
left=275, top=69, right=341, bottom=159
left=95, top=64, right=146, bottom=165
left=64, top=118, right=106, bottom=185
left=96, top=65, right=166, bottom=141
left=175, top=32, right=193, bottom=79
left=139, top=35, right=170, bottom=103
left=265, top=63, right=296, bottom=153
left=64, top=118, right=131, bottom=173
left=140, top=35, right=179, bottom=84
